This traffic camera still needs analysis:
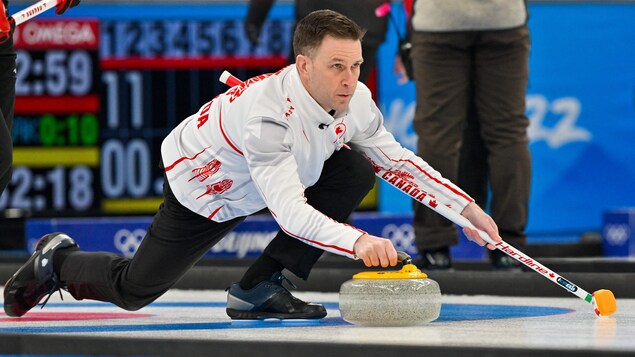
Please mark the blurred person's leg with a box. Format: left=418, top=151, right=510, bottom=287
left=411, top=31, right=474, bottom=266
left=473, top=26, right=531, bottom=254
left=358, top=43, right=379, bottom=84
left=458, top=100, right=490, bottom=208
left=0, top=109, right=11, bottom=195
left=0, top=40, right=16, bottom=195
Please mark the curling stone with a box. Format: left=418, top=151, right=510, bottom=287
left=339, top=252, right=442, bottom=326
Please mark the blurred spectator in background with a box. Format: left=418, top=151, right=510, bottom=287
left=0, top=0, right=80, bottom=196
left=244, top=0, right=388, bottom=83
left=408, top=0, right=532, bottom=270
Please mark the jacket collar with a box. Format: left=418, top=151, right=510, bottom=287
left=287, top=65, right=349, bottom=127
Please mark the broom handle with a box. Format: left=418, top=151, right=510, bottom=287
left=420, top=193, right=594, bottom=304
left=11, top=0, right=60, bottom=27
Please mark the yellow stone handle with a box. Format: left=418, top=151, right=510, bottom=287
left=397, top=251, right=413, bottom=265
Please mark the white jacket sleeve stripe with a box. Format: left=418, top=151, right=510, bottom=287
left=373, top=144, right=473, bottom=203
left=276, top=217, right=363, bottom=256
left=219, top=111, right=244, bottom=156
left=164, top=145, right=213, bottom=172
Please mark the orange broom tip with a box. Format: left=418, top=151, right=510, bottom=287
left=593, top=289, right=617, bottom=317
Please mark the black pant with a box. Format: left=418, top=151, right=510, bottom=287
left=0, top=39, right=16, bottom=195
left=411, top=27, right=531, bottom=250
left=60, top=148, right=375, bottom=310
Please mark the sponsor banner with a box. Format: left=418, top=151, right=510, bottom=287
left=602, top=209, right=635, bottom=257
left=25, top=215, right=278, bottom=258
left=25, top=213, right=486, bottom=260
left=26, top=217, right=153, bottom=255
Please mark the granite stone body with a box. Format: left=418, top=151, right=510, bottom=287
left=339, top=278, right=442, bottom=326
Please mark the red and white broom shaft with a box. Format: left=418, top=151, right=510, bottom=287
left=12, top=0, right=60, bottom=26
left=379, top=167, right=618, bottom=315
left=402, top=179, right=595, bottom=304
left=219, top=70, right=242, bottom=88
left=11, top=0, right=61, bottom=26
left=0, top=0, right=60, bottom=32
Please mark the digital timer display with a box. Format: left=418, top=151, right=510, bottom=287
left=1, top=19, right=101, bottom=216
left=16, top=50, right=94, bottom=96
left=39, top=114, right=99, bottom=146
left=0, top=165, right=94, bottom=212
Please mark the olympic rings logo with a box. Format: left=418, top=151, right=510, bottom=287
left=381, top=223, right=416, bottom=253
left=603, top=224, right=631, bottom=246
left=114, top=228, right=146, bottom=257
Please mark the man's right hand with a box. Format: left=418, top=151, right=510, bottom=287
left=56, top=0, right=81, bottom=15
left=353, top=233, right=398, bottom=268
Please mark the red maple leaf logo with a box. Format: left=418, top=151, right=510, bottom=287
left=333, top=123, right=346, bottom=141
left=394, top=170, right=415, bottom=181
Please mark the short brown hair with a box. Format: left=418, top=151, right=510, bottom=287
left=292, top=9, right=365, bottom=58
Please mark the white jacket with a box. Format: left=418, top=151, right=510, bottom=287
left=161, top=65, right=472, bottom=259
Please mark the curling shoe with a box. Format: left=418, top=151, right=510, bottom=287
left=226, top=272, right=327, bottom=320
left=417, top=246, right=453, bottom=270
left=490, top=249, right=523, bottom=271
left=3, top=232, right=78, bottom=317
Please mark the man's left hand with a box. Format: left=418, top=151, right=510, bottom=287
left=56, top=0, right=81, bottom=15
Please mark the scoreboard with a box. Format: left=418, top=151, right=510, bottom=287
left=4, top=19, right=101, bottom=214
left=1, top=15, right=294, bottom=217
left=98, top=18, right=291, bottom=215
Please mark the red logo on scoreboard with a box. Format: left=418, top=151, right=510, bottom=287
left=14, top=19, right=100, bottom=50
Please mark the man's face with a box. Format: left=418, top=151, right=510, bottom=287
left=297, top=36, right=363, bottom=113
